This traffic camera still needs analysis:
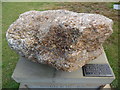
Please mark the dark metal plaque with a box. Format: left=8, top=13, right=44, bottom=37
left=82, top=64, right=113, bottom=77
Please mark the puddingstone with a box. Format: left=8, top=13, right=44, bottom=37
left=6, top=10, right=113, bottom=72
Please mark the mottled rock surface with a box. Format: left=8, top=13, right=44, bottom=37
left=6, top=10, right=113, bottom=72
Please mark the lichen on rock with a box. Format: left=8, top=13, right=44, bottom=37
left=6, top=10, right=113, bottom=72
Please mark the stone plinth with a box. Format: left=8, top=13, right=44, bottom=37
left=12, top=49, right=115, bottom=89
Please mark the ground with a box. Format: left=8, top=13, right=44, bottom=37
left=2, top=2, right=119, bottom=88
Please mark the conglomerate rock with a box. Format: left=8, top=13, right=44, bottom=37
left=6, top=10, right=113, bottom=72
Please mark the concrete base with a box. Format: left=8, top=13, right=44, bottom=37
left=19, top=84, right=112, bottom=90
left=12, top=49, right=115, bottom=89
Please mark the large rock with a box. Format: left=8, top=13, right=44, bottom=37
left=6, top=10, right=113, bottom=72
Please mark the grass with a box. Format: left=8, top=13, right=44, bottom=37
left=2, top=2, right=119, bottom=88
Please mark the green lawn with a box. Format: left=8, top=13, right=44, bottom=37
left=2, top=2, right=119, bottom=88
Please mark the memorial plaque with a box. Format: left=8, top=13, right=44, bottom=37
left=82, top=64, right=113, bottom=77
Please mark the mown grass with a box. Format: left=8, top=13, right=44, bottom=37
left=2, top=2, right=119, bottom=88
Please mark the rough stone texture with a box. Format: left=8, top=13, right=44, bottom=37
left=6, top=10, right=113, bottom=72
